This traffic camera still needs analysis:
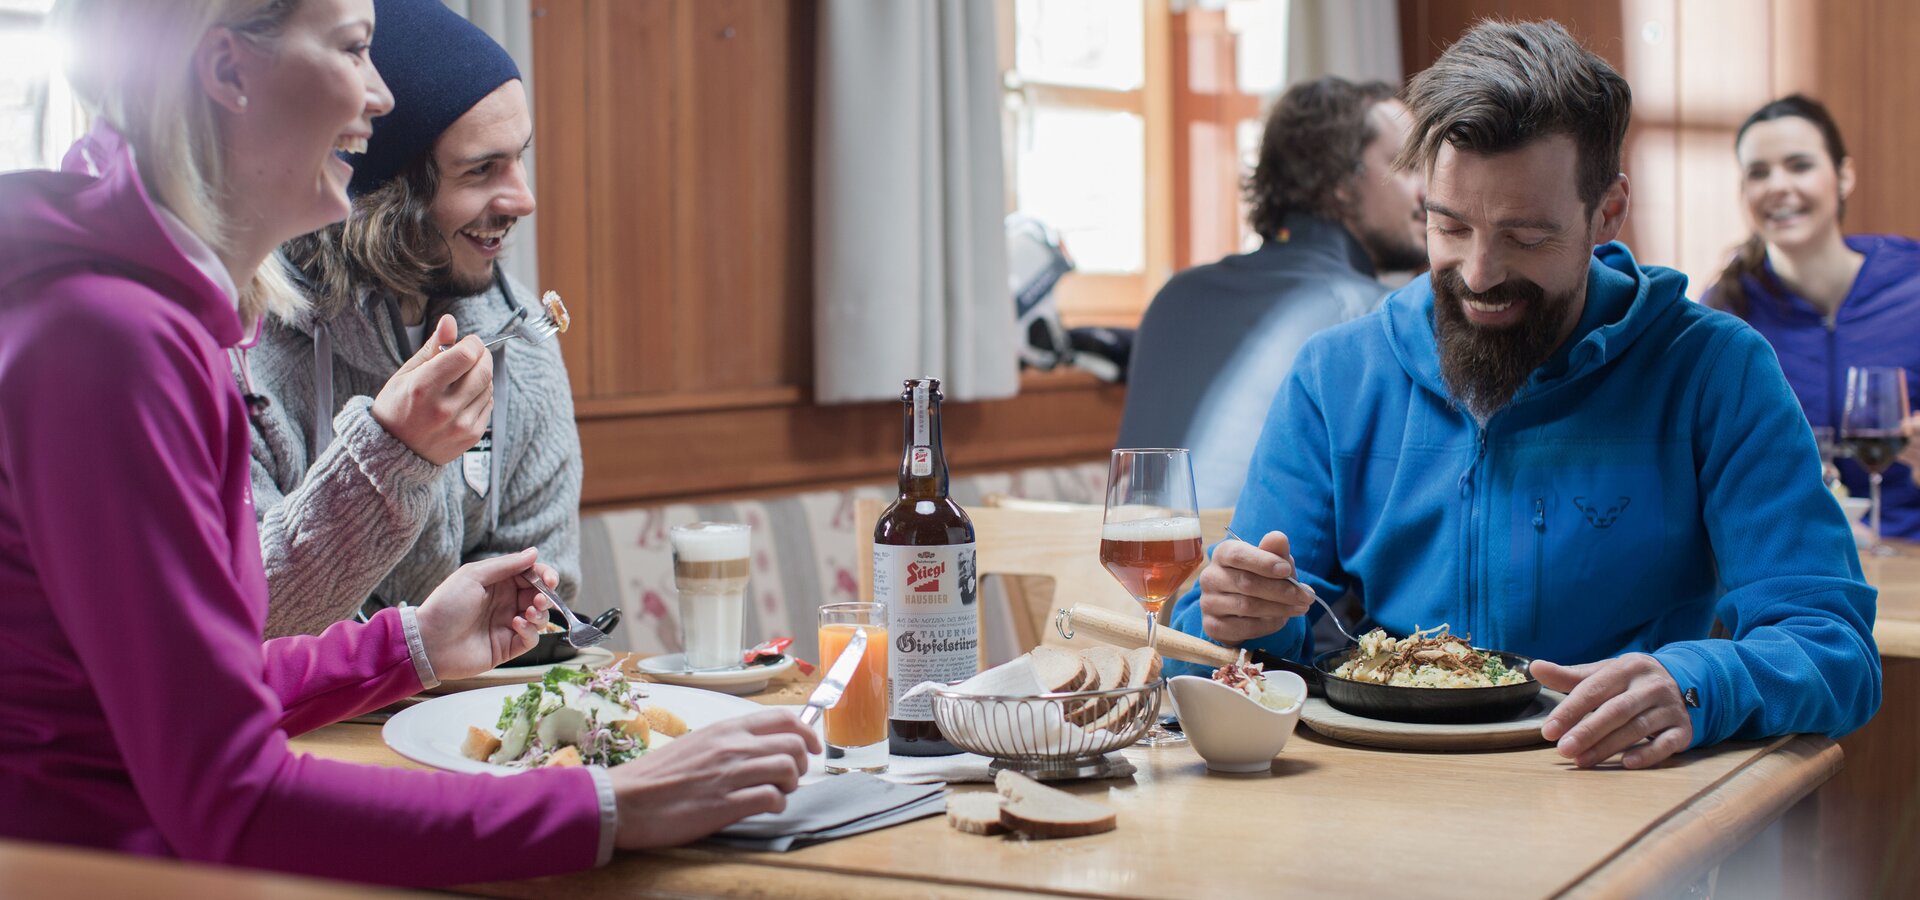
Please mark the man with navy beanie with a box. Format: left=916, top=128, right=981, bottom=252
left=237, top=0, right=584, bottom=637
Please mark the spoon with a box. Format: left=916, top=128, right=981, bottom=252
left=1222, top=527, right=1360, bottom=646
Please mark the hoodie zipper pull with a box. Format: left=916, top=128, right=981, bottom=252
left=1458, top=428, right=1489, bottom=496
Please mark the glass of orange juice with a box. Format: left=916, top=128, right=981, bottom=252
left=818, top=602, right=888, bottom=774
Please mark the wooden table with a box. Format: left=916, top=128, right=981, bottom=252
left=1796, top=539, right=1920, bottom=895
left=289, top=663, right=1838, bottom=899
left=1863, top=539, right=1920, bottom=658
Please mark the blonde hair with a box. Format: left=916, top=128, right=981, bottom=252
left=53, top=0, right=307, bottom=322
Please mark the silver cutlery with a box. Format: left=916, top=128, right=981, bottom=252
left=1222, top=527, right=1360, bottom=646
left=798, top=627, right=868, bottom=727
left=521, top=572, right=608, bottom=649
left=440, top=291, right=568, bottom=352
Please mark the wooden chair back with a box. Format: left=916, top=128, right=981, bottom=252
left=854, top=496, right=1231, bottom=656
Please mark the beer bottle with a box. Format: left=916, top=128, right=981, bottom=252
left=873, top=377, right=978, bottom=756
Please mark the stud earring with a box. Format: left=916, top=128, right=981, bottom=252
left=236, top=95, right=249, bottom=110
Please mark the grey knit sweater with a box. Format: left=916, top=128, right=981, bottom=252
left=234, top=274, right=581, bottom=638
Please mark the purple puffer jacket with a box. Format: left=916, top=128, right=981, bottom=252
left=0, top=124, right=606, bottom=886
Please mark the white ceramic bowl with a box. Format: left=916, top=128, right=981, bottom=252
left=1168, top=670, right=1306, bottom=773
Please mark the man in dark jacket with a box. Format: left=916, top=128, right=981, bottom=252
left=1117, top=76, right=1425, bottom=505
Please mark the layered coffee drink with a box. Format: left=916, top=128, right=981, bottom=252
left=670, top=522, right=751, bottom=670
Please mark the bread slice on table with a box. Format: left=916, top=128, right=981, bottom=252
left=461, top=726, right=502, bottom=762
left=1064, top=645, right=1131, bottom=725
left=1029, top=646, right=1092, bottom=694
left=542, top=746, right=583, bottom=768
left=993, top=770, right=1117, bottom=838
left=946, top=791, right=1009, bottom=835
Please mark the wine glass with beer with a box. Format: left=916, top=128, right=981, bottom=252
left=1842, top=366, right=1911, bottom=557
left=1101, top=449, right=1205, bottom=747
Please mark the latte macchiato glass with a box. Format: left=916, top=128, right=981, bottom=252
left=670, top=522, right=752, bottom=671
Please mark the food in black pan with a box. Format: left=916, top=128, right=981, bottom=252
left=1330, top=624, right=1528, bottom=688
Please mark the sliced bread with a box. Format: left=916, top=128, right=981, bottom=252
left=1030, top=646, right=1091, bottom=694
left=946, top=791, right=1009, bottom=835
left=1064, top=645, right=1132, bottom=725
left=1123, top=646, right=1162, bottom=686
left=1084, top=648, right=1162, bottom=734
left=993, top=770, right=1117, bottom=839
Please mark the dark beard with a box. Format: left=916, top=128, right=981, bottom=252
left=1431, top=267, right=1571, bottom=420
left=1355, top=221, right=1429, bottom=273
left=425, top=259, right=496, bottom=299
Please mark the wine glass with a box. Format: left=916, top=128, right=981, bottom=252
left=1101, top=449, right=1205, bottom=747
left=1841, top=366, right=1911, bottom=557
left=1811, top=425, right=1845, bottom=490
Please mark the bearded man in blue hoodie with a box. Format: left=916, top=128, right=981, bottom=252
left=1167, top=19, right=1881, bottom=769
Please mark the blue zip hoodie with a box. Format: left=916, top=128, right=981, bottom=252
left=1169, top=242, right=1882, bottom=748
left=1710, top=234, right=1920, bottom=539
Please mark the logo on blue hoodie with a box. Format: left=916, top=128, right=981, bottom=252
left=1573, top=495, right=1630, bottom=528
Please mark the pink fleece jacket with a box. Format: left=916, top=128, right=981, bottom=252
left=0, top=124, right=609, bottom=886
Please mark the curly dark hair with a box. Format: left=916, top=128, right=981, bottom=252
left=1245, top=76, right=1399, bottom=241
left=281, top=152, right=449, bottom=316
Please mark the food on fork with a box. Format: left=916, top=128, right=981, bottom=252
left=541, top=290, right=570, bottom=333
left=462, top=664, right=689, bottom=767
left=1331, top=625, right=1527, bottom=688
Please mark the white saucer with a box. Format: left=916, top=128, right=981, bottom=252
left=636, top=653, right=797, bottom=695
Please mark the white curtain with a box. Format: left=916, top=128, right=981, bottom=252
left=442, top=0, right=540, bottom=293
left=814, top=0, right=1018, bottom=404
left=1286, top=0, right=1402, bottom=87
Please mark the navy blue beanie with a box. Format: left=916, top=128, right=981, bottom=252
left=348, top=0, right=521, bottom=197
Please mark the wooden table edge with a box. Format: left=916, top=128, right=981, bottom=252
left=1554, top=734, right=1842, bottom=899
left=460, top=852, right=1089, bottom=900
left=1873, top=620, right=1920, bottom=659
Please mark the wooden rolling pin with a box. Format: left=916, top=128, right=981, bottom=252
left=1058, top=604, right=1240, bottom=667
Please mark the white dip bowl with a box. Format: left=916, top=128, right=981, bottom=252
left=1168, top=669, right=1306, bottom=773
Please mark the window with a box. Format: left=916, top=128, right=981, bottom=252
left=0, top=1, right=80, bottom=174
left=1172, top=0, right=1291, bottom=270
left=1000, top=0, right=1290, bottom=327
left=1000, top=0, right=1170, bottom=327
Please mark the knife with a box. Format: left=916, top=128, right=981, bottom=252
left=798, top=627, right=868, bottom=727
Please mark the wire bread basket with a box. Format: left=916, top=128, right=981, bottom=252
left=928, top=681, right=1162, bottom=780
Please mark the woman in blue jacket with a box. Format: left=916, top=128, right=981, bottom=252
left=1704, top=95, right=1920, bottom=539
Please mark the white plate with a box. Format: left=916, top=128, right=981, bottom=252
left=421, top=645, right=618, bottom=695
left=1297, top=689, right=1567, bottom=752
left=383, top=682, right=764, bottom=775
left=635, top=653, right=797, bottom=695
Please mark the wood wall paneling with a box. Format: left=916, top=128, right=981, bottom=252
left=576, top=373, right=1127, bottom=510
left=587, top=0, right=677, bottom=397
left=1618, top=0, right=1677, bottom=273
left=531, top=2, right=593, bottom=394
left=1674, top=0, right=1766, bottom=286
left=533, top=1, right=1122, bottom=509
left=1859, top=0, right=1920, bottom=239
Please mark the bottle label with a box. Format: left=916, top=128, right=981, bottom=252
left=910, top=446, right=932, bottom=477
left=874, top=542, right=978, bottom=721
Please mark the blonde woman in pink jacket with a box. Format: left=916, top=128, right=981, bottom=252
left=0, top=0, right=817, bottom=886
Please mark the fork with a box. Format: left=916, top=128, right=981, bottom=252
left=439, top=291, right=567, bottom=352
left=521, top=572, right=608, bottom=649
left=1222, top=527, right=1360, bottom=646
